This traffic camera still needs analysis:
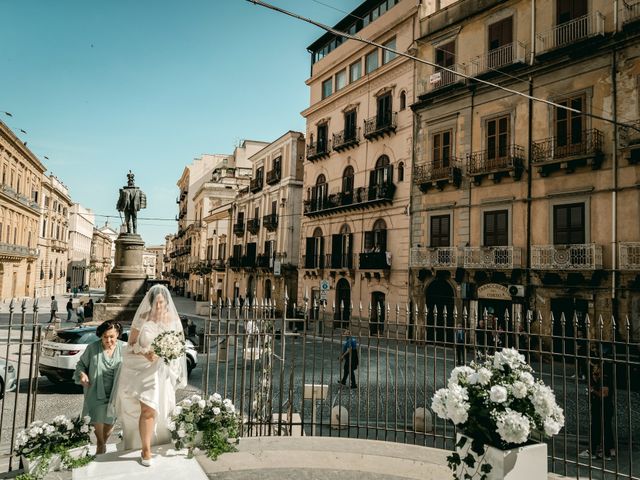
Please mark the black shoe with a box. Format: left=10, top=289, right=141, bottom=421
left=338, top=381, right=346, bottom=386
left=351, top=385, right=358, bottom=389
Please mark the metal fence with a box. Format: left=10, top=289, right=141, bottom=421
left=0, top=300, right=42, bottom=473
left=203, top=297, right=640, bottom=480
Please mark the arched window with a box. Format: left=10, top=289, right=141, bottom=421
left=313, top=174, right=328, bottom=210
left=364, top=219, right=388, bottom=252
left=370, top=155, right=393, bottom=199
left=305, top=227, right=325, bottom=269
left=400, top=91, right=406, bottom=110
left=342, top=166, right=354, bottom=202
left=397, top=162, right=404, bottom=182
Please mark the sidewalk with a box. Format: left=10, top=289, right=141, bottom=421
left=0, top=291, right=101, bottom=315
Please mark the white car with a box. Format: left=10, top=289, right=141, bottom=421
left=0, top=358, right=17, bottom=398
left=39, top=326, right=198, bottom=384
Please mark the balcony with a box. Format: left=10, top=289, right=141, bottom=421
left=419, top=64, right=465, bottom=96
left=623, top=0, right=640, bottom=26
left=233, top=222, right=245, bottom=236
left=531, top=244, right=603, bottom=270
left=228, top=256, right=241, bottom=269
left=307, top=139, right=331, bottom=161
left=413, top=158, right=463, bottom=192
left=304, top=182, right=395, bottom=218
left=535, top=12, right=605, bottom=54
left=619, top=242, right=640, bottom=270
left=327, top=253, right=354, bottom=271
left=468, top=42, right=527, bottom=77
left=532, top=129, right=604, bottom=176
left=359, top=251, right=391, bottom=270
left=332, top=128, right=360, bottom=152
left=266, top=167, right=281, bottom=185
left=0, top=242, right=39, bottom=261
left=463, top=246, right=522, bottom=269
left=263, top=213, right=278, bottom=232
left=303, top=254, right=324, bottom=270
left=256, top=254, right=272, bottom=269
left=247, top=218, right=260, bottom=235
left=250, top=177, right=263, bottom=193
left=409, top=247, right=458, bottom=269
left=50, top=239, right=68, bottom=252
left=241, top=255, right=257, bottom=269
left=0, top=184, right=40, bottom=213
left=467, top=145, right=525, bottom=184
left=363, top=112, right=397, bottom=140
left=212, top=259, right=226, bottom=271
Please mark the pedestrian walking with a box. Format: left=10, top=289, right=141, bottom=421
left=77, top=302, right=85, bottom=323
left=49, top=296, right=58, bottom=323
left=455, top=323, right=466, bottom=365
left=66, top=298, right=74, bottom=322
left=85, top=299, right=94, bottom=319
left=338, top=329, right=358, bottom=389
left=580, top=360, right=615, bottom=460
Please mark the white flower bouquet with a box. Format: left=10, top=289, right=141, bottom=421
left=15, top=415, right=93, bottom=477
left=431, top=348, right=564, bottom=479
left=169, top=393, right=240, bottom=459
left=152, top=330, right=185, bottom=364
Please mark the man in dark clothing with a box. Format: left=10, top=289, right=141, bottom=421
left=66, top=298, right=73, bottom=322
left=455, top=323, right=466, bottom=365
left=339, top=329, right=358, bottom=388
left=49, top=296, right=58, bottom=323
left=580, top=360, right=615, bottom=460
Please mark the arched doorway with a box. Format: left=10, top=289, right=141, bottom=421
left=264, top=279, right=272, bottom=300
left=425, top=279, right=455, bottom=343
left=370, top=291, right=385, bottom=336
left=334, top=278, right=351, bottom=329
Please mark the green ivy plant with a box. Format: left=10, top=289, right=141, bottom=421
left=447, top=435, right=493, bottom=480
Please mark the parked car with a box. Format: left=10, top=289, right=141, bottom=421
left=0, top=358, right=17, bottom=399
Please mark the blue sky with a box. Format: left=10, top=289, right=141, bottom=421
left=0, top=0, right=361, bottom=245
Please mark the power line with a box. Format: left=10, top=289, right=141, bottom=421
left=247, top=0, right=640, bottom=132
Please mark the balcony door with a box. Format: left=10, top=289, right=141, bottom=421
left=484, top=210, right=508, bottom=247
left=486, top=115, right=510, bottom=168
left=314, top=175, right=328, bottom=210
left=376, top=93, right=392, bottom=129
left=556, top=0, right=588, bottom=44
left=435, top=41, right=455, bottom=84
left=432, top=130, right=452, bottom=171
left=555, top=94, right=585, bottom=157
left=332, top=224, right=353, bottom=269
left=430, top=214, right=451, bottom=265
left=370, top=155, right=393, bottom=199
left=342, top=166, right=354, bottom=204
left=317, top=124, right=328, bottom=153
left=344, top=110, right=357, bottom=141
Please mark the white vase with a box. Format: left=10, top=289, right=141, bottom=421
left=455, top=434, right=547, bottom=480
left=22, top=444, right=90, bottom=474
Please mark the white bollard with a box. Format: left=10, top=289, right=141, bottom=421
left=413, top=407, right=433, bottom=433
left=330, top=405, right=349, bottom=429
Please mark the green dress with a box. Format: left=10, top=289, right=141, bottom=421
left=73, top=340, right=123, bottom=424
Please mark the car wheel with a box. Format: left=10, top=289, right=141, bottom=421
left=0, top=377, right=4, bottom=400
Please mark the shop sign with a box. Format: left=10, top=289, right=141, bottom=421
left=477, top=283, right=511, bottom=300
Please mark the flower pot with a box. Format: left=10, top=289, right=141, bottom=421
left=455, top=434, right=547, bottom=480
left=22, top=454, right=61, bottom=475
left=65, top=444, right=91, bottom=464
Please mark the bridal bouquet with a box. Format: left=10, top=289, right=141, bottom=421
left=431, top=348, right=564, bottom=479
left=152, top=330, right=185, bottom=364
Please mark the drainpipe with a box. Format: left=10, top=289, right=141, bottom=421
left=530, top=0, right=536, bottom=64
left=614, top=0, right=619, bottom=32
left=526, top=77, right=534, bottom=315
left=611, top=47, right=619, bottom=321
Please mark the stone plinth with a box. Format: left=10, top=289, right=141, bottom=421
left=93, top=233, right=147, bottom=324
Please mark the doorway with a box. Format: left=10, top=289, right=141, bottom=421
left=334, top=278, right=351, bottom=329
left=425, top=279, right=455, bottom=343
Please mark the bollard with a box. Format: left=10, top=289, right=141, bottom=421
left=413, top=407, right=433, bottom=433
left=330, top=405, right=349, bottom=429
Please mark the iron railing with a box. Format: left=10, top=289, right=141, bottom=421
left=467, top=145, right=525, bottom=175
left=0, top=243, right=39, bottom=259
left=410, top=247, right=459, bottom=268
left=532, top=129, right=604, bottom=163
left=619, top=242, right=640, bottom=270
left=202, top=296, right=640, bottom=480
left=413, top=158, right=463, bottom=186
left=536, top=12, right=605, bottom=53
left=420, top=64, right=466, bottom=95
left=623, top=0, right=640, bottom=25
left=250, top=177, right=263, bottom=193
left=233, top=222, right=245, bottom=236
left=302, top=254, right=324, bottom=270
left=0, top=184, right=40, bottom=213
left=307, top=139, right=331, bottom=161
left=266, top=167, right=281, bottom=185
left=332, top=128, right=360, bottom=151
left=463, top=246, right=523, bottom=269
left=363, top=112, right=397, bottom=140
left=326, top=253, right=355, bottom=270
left=263, top=214, right=278, bottom=232
left=531, top=244, right=603, bottom=270
left=359, top=251, right=391, bottom=269
left=304, top=182, right=395, bottom=217
left=468, top=42, right=527, bottom=76
left=247, top=218, right=260, bottom=235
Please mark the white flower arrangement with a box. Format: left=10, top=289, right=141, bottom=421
left=431, top=348, right=564, bottom=479
left=15, top=415, right=94, bottom=478
left=169, top=393, right=240, bottom=459
left=151, top=330, right=185, bottom=364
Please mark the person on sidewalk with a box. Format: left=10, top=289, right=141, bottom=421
left=579, top=359, right=616, bottom=461
left=49, top=296, right=58, bottom=323
left=455, top=323, right=466, bottom=366
left=338, top=329, right=358, bottom=389
left=77, top=302, right=85, bottom=323
left=66, top=298, right=74, bottom=322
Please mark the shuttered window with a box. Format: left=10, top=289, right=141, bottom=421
left=484, top=210, right=508, bottom=247
left=430, top=215, right=450, bottom=247
left=554, top=203, right=585, bottom=245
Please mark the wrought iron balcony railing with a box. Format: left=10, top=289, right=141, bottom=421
left=263, top=213, right=278, bottom=232
left=359, top=251, right=391, bottom=270
left=467, top=145, right=525, bottom=179
left=250, top=177, right=263, bottom=193
left=531, top=243, right=603, bottom=270
left=247, top=218, right=260, bottom=235
left=326, top=253, right=354, bottom=270
left=257, top=254, right=272, bottom=269
left=0, top=184, right=40, bottom=213
left=266, top=167, right=282, bottom=185
left=409, top=247, right=458, bottom=268
left=619, top=242, right=640, bottom=270
left=468, top=42, right=527, bottom=76
left=241, top=255, right=257, bottom=269
left=623, top=0, right=640, bottom=25
left=413, top=158, right=463, bottom=191
left=463, top=246, right=522, bottom=269
left=233, top=222, right=245, bottom=236
left=536, top=12, right=605, bottom=54
left=332, top=128, right=360, bottom=151
left=304, top=182, right=395, bottom=217
left=306, top=139, right=331, bottom=161
left=228, top=256, right=241, bottom=268
left=212, top=259, right=226, bottom=271
left=303, top=254, right=324, bottom=270
left=0, top=242, right=39, bottom=259
left=363, top=112, right=397, bottom=140
left=420, top=64, right=466, bottom=95
left=532, top=129, right=604, bottom=173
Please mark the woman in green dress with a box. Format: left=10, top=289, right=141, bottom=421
left=73, top=320, right=123, bottom=454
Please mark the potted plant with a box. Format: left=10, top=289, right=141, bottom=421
left=169, top=393, right=240, bottom=459
left=15, top=415, right=94, bottom=479
left=431, top=348, right=564, bottom=480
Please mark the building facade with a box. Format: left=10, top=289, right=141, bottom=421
left=36, top=175, right=72, bottom=297
left=146, top=245, right=165, bottom=280
left=227, top=131, right=305, bottom=313
left=0, top=121, right=44, bottom=300
left=68, top=204, right=95, bottom=291
left=89, top=229, right=112, bottom=289
left=410, top=0, right=640, bottom=343
left=300, top=0, right=416, bottom=333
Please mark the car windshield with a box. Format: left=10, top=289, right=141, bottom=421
left=51, top=330, right=98, bottom=345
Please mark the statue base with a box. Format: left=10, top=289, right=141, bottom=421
left=93, top=233, right=147, bottom=324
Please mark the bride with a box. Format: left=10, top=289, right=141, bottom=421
left=113, top=285, right=187, bottom=466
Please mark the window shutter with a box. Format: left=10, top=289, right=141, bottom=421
left=332, top=234, right=342, bottom=267
left=305, top=238, right=315, bottom=268
left=364, top=231, right=374, bottom=251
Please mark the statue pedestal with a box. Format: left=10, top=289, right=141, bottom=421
left=93, top=233, right=147, bottom=324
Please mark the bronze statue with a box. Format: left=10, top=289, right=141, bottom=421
left=116, top=171, right=146, bottom=235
